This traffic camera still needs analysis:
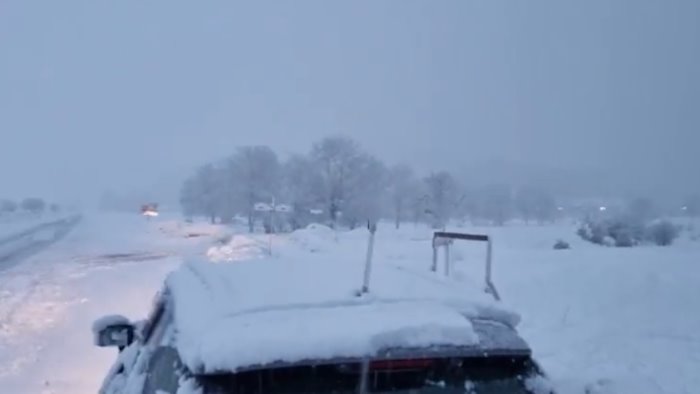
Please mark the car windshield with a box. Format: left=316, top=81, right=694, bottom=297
left=200, top=356, right=539, bottom=394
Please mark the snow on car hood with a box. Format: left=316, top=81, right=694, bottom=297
left=166, top=240, right=519, bottom=373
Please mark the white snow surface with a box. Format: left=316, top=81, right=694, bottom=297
left=0, top=212, right=216, bottom=394
left=205, top=235, right=269, bottom=262
left=286, top=223, right=337, bottom=252
left=0, top=215, right=699, bottom=393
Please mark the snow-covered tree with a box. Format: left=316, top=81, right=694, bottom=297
left=423, top=171, right=458, bottom=228
left=409, top=189, right=430, bottom=226
left=280, top=155, right=325, bottom=229
left=179, top=164, right=222, bottom=223
left=386, top=164, right=421, bottom=229
left=341, top=154, right=387, bottom=229
left=310, top=136, right=362, bottom=228
left=453, top=189, right=476, bottom=226
left=226, top=146, right=281, bottom=232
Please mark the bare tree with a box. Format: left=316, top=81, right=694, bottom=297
left=227, top=146, right=281, bottom=232
left=342, top=154, right=387, bottom=229
left=281, top=155, right=325, bottom=229
left=387, top=164, right=420, bottom=229
left=424, top=171, right=458, bottom=228
left=179, top=164, right=222, bottom=223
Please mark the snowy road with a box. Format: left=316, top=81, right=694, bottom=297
left=0, top=215, right=82, bottom=271
left=0, top=213, right=218, bottom=394
left=0, top=214, right=70, bottom=241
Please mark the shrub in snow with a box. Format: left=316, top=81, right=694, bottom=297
left=553, top=240, right=570, bottom=250
left=577, top=221, right=607, bottom=245
left=606, top=219, right=643, bottom=247
left=21, top=197, right=46, bottom=214
left=646, top=220, right=680, bottom=246
left=577, top=217, right=643, bottom=247
left=288, top=223, right=336, bottom=252
left=578, top=217, right=681, bottom=247
left=0, top=199, right=18, bottom=214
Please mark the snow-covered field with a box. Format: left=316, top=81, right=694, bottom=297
left=0, top=213, right=698, bottom=393
left=459, top=225, right=700, bottom=394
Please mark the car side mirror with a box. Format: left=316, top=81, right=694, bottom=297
left=92, top=315, right=135, bottom=351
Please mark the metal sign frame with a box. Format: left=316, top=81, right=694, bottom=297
left=432, top=231, right=501, bottom=301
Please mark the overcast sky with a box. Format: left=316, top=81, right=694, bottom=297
left=1, top=0, right=698, bottom=204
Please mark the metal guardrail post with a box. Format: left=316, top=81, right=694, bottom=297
left=444, top=242, right=450, bottom=276
left=431, top=241, right=438, bottom=272
left=360, top=222, right=378, bottom=294
left=485, top=239, right=501, bottom=301
left=486, top=238, right=492, bottom=285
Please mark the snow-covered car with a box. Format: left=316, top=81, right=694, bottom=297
left=95, top=236, right=554, bottom=394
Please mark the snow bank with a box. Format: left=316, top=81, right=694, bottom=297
left=156, top=220, right=224, bottom=239
left=206, top=235, right=269, bottom=262
left=288, top=223, right=336, bottom=252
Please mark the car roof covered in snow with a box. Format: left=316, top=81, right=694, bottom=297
left=164, top=232, right=522, bottom=374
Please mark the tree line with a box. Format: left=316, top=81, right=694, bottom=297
left=0, top=198, right=58, bottom=215
left=179, top=136, right=563, bottom=232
